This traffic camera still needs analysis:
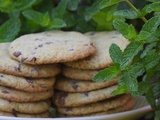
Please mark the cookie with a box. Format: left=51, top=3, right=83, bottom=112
left=0, top=111, right=49, bottom=118
left=0, top=98, right=50, bottom=114
left=55, top=76, right=119, bottom=92
left=62, top=65, right=99, bottom=80
left=57, top=94, right=131, bottom=115
left=64, top=31, right=130, bottom=69
left=0, top=85, right=53, bottom=102
left=59, top=98, right=135, bottom=117
left=0, top=43, right=61, bottom=78
left=54, top=85, right=118, bottom=107
left=0, top=73, right=55, bottom=92
left=9, top=31, right=96, bottom=65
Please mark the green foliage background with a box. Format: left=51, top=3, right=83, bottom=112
left=1, top=0, right=160, bottom=119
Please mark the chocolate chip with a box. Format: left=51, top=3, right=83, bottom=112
left=40, top=84, right=47, bottom=88
left=38, top=44, right=43, bottom=47
left=32, top=85, right=35, bottom=88
left=88, top=32, right=95, bottom=35
left=12, top=108, right=17, bottom=117
left=14, top=63, right=21, bottom=72
left=13, top=51, right=21, bottom=57
left=58, top=92, right=68, bottom=105
left=71, top=81, right=79, bottom=90
left=2, top=89, right=9, bottom=94
left=30, top=57, right=37, bottom=62
left=69, top=49, right=74, bottom=51
left=26, top=78, right=33, bottom=84
left=66, top=107, right=72, bottom=111
left=35, top=38, right=42, bottom=41
left=84, top=92, right=89, bottom=96
left=21, top=57, right=27, bottom=62
left=45, top=42, right=53, bottom=44
left=0, top=75, right=3, bottom=77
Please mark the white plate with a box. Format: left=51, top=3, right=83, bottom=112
left=0, top=96, right=152, bottom=120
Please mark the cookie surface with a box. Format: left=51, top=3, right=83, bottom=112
left=59, top=98, right=135, bottom=117
left=9, top=31, right=96, bottom=65
left=62, top=65, right=99, bottom=80
left=55, top=76, right=119, bottom=92
left=64, top=31, right=130, bottom=69
left=0, top=43, right=61, bottom=78
left=0, top=73, right=55, bottom=92
left=0, top=111, right=49, bottom=118
left=54, top=85, right=118, bottom=107
left=0, top=98, right=50, bottom=114
left=58, top=94, right=131, bottom=115
left=0, top=85, right=53, bottom=102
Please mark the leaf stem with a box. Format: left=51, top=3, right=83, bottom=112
left=124, top=0, right=147, bottom=22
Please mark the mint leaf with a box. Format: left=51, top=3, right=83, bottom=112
left=146, top=87, right=157, bottom=109
left=85, top=0, right=102, bottom=21
left=142, top=2, right=160, bottom=15
left=114, top=9, right=140, bottom=19
left=109, top=43, right=122, bottom=64
left=53, top=0, right=68, bottom=19
left=0, top=0, right=40, bottom=13
left=100, top=0, right=124, bottom=9
left=113, top=19, right=137, bottom=40
left=93, top=64, right=120, bottom=82
left=67, top=0, right=80, bottom=11
left=137, top=81, right=150, bottom=95
left=143, top=50, right=160, bottom=70
left=137, top=16, right=160, bottom=41
left=92, top=5, right=117, bottom=31
left=120, top=42, right=143, bottom=69
left=48, top=18, right=66, bottom=29
left=114, top=71, right=138, bottom=94
left=0, top=18, right=20, bottom=42
left=22, top=10, right=50, bottom=27
left=130, top=63, right=145, bottom=77
left=140, top=43, right=157, bottom=58
left=0, top=0, right=12, bottom=8
left=142, top=16, right=160, bottom=33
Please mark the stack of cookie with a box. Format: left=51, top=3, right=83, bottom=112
left=6, top=30, right=96, bottom=118
left=0, top=43, right=61, bottom=118
left=54, top=31, right=135, bottom=117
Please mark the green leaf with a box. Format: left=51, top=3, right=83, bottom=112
left=136, top=31, right=152, bottom=41
left=146, top=87, right=157, bottom=109
left=85, top=0, right=102, bottom=21
left=0, top=0, right=40, bottom=13
left=137, top=16, right=160, bottom=41
left=52, top=0, right=68, bottom=19
left=100, top=0, right=124, bottom=9
left=155, top=111, right=160, bottom=120
left=143, top=50, right=160, bottom=70
left=22, top=10, right=50, bottom=27
left=142, top=16, right=160, bottom=33
left=114, top=9, right=140, bottom=19
left=0, top=0, right=12, bottom=8
left=140, top=43, right=157, bottom=58
left=130, top=63, right=145, bottom=77
left=48, top=18, right=66, bottom=29
left=113, top=19, right=137, bottom=40
left=93, top=5, right=118, bottom=31
left=109, top=43, right=122, bottom=64
left=120, top=42, right=143, bottom=69
left=0, top=18, right=20, bottom=42
left=113, top=71, right=138, bottom=94
left=137, top=81, right=150, bottom=95
left=142, top=2, right=160, bottom=15
left=67, top=0, right=80, bottom=11
left=93, top=64, right=121, bottom=82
